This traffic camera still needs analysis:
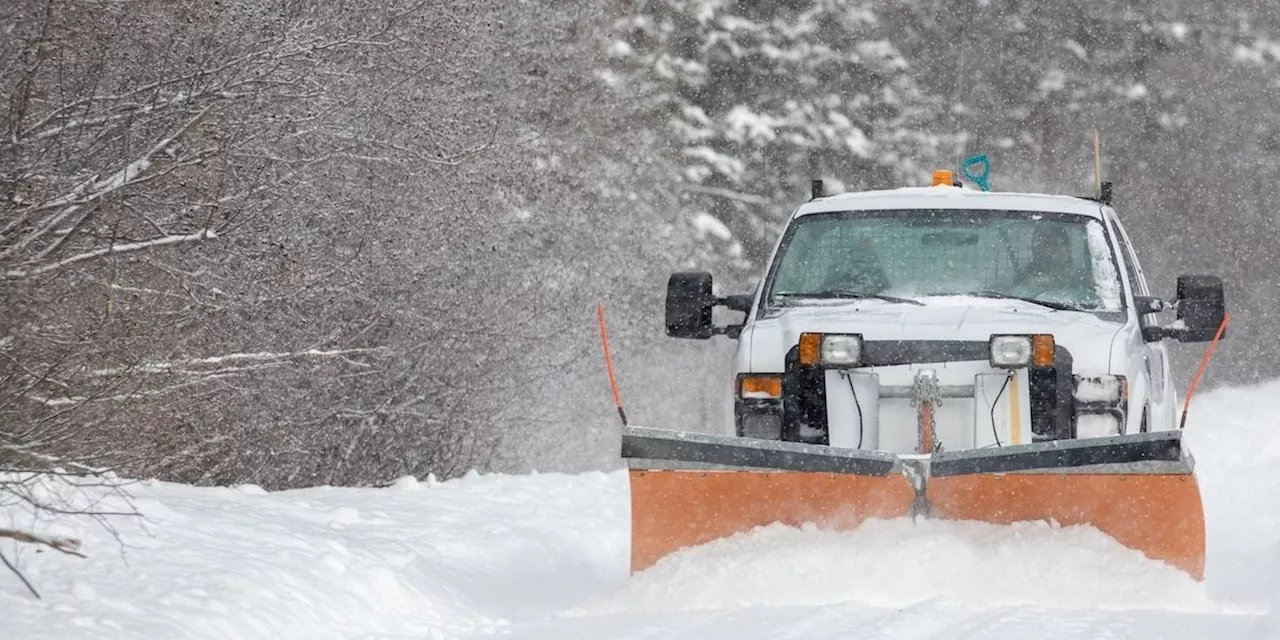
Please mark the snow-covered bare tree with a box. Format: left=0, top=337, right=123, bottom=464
left=0, top=0, right=505, bottom=488
left=0, top=0, right=684, bottom=493
left=7, top=0, right=1280, bottom=513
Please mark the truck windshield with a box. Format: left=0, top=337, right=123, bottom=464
left=763, top=209, right=1124, bottom=311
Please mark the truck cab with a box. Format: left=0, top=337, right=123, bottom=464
left=665, top=178, right=1227, bottom=454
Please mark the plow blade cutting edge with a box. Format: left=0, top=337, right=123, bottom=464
left=622, top=427, right=1205, bottom=579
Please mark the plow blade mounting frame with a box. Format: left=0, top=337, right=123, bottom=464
left=622, top=426, right=902, bottom=475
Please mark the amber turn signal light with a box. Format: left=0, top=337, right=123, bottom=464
left=1032, top=334, right=1055, bottom=367
left=738, top=375, right=782, bottom=399
left=799, top=332, right=822, bottom=366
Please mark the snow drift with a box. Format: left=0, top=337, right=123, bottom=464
left=3, top=379, right=1279, bottom=639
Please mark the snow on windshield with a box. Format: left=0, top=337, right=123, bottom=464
left=1086, top=219, right=1124, bottom=311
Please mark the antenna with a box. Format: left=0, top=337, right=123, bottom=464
left=1088, top=128, right=1113, bottom=205
left=1093, top=127, right=1102, bottom=197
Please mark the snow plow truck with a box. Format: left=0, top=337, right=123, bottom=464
left=622, top=170, right=1228, bottom=580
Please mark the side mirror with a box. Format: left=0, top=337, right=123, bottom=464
left=1172, top=275, right=1227, bottom=342
left=664, top=272, right=752, bottom=340
left=666, top=272, right=715, bottom=339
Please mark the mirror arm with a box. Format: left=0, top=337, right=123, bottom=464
left=1134, top=295, right=1170, bottom=315
left=712, top=323, right=744, bottom=339
left=718, top=293, right=754, bottom=313
left=1142, top=325, right=1179, bottom=342
left=709, top=294, right=752, bottom=340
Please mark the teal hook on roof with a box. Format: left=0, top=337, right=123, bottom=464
left=962, top=154, right=991, bottom=191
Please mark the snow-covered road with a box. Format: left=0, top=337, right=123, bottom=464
left=4, top=380, right=1278, bottom=639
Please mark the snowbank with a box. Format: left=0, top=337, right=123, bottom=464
left=1183, top=378, right=1280, bottom=607
left=1250, top=542, right=1280, bottom=640
left=2, top=379, right=1279, bottom=639
left=2, top=472, right=627, bottom=640
left=579, top=518, right=1212, bottom=614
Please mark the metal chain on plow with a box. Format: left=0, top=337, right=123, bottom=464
left=911, top=369, right=944, bottom=454
left=903, top=368, right=943, bottom=518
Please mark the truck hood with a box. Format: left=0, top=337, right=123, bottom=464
left=747, top=297, right=1124, bottom=373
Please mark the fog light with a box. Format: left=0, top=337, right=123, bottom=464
left=1077, top=413, right=1121, bottom=438
left=989, top=335, right=1032, bottom=368
left=741, top=413, right=783, bottom=440
left=1074, top=375, right=1127, bottom=404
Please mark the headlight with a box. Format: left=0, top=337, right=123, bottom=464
left=989, top=334, right=1056, bottom=368
left=989, top=335, right=1032, bottom=368
left=798, top=332, right=863, bottom=367
left=821, top=335, right=862, bottom=366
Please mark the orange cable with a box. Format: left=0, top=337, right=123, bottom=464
left=1180, top=312, right=1230, bottom=429
left=597, top=303, right=628, bottom=426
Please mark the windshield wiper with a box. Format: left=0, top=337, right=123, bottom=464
left=961, top=291, right=1084, bottom=312
left=773, top=290, right=926, bottom=306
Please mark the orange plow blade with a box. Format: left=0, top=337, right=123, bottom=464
left=622, top=427, right=1205, bottom=580
left=629, top=469, right=916, bottom=572
left=927, top=471, right=1205, bottom=579
left=926, top=430, right=1206, bottom=580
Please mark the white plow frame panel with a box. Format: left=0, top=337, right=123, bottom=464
left=823, top=368, right=1031, bottom=452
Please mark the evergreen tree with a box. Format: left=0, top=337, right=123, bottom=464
left=884, top=1, right=1193, bottom=189
left=607, top=0, right=960, bottom=283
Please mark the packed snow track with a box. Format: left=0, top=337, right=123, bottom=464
left=4, top=382, right=1278, bottom=639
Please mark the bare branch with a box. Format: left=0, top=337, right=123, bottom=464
left=0, top=528, right=86, bottom=558
left=3, top=229, right=219, bottom=280
left=0, top=548, right=39, bottom=598
left=12, top=105, right=213, bottom=220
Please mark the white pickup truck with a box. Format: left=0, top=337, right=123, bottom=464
left=665, top=177, right=1227, bottom=454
